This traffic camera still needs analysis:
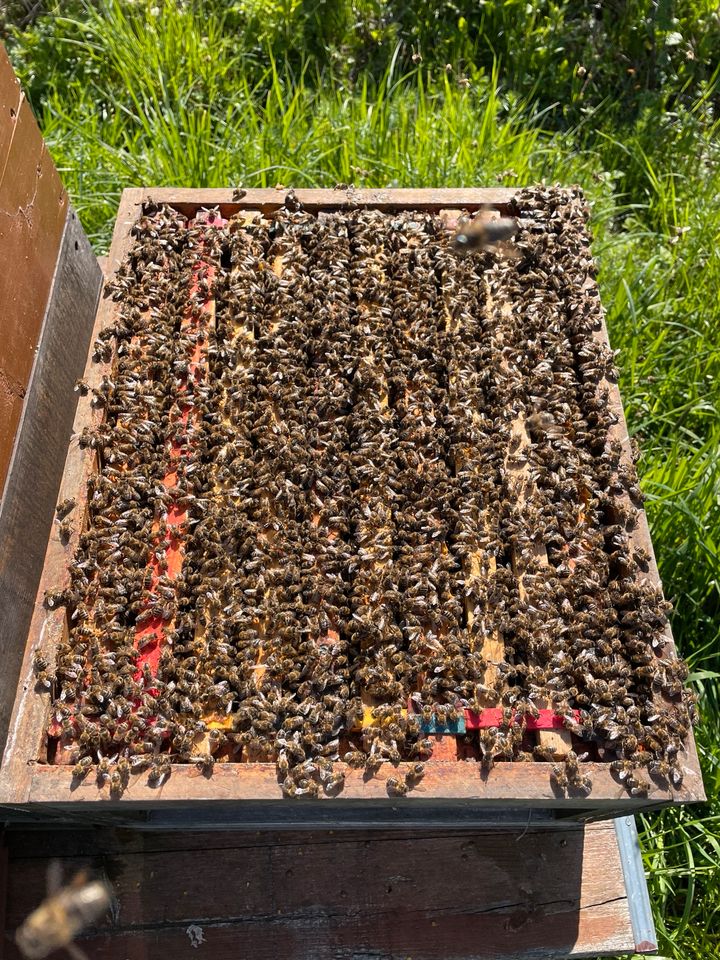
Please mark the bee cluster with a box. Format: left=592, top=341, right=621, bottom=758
left=44, top=188, right=695, bottom=798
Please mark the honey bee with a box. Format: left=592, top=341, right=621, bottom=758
left=386, top=776, right=408, bottom=797
left=526, top=411, right=564, bottom=441
left=343, top=750, right=366, bottom=768
left=405, top=762, right=425, bottom=787
left=15, top=862, right=111, bottom=960
left=147, top=757, right=172, bottom=786
left=71, top=757, right=92, bottom=781
left=44, top=590, right=67, bottom=610
left=57, top=520, right=72, bottom=543
left=550, top=763, right=569, bottom=791
left=323, top=771, right=345, bottom=795
left=451, top=208, right=518, bottom=254
left=32, top=651, right=49, bottom=674
left=56, top=499, right=77, bottom=518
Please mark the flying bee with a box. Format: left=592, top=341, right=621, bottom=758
left=15, top=861, right=111, bottom=960
left=451, top=208, right=518, bottom=256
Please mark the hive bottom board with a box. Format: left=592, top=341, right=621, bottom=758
left=0, top=818, right=654, bottom=959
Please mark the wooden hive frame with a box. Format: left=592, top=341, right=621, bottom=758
left=0, top=188, right=705, bottom=826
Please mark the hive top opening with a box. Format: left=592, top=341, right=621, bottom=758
left=14, top=186, right=699, bottom=809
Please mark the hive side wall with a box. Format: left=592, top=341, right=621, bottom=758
left=0, top=188, right=141, bottom=795
left=0, top=45, right=102, bottom=760
left=0, top=44, right=69, bottom=487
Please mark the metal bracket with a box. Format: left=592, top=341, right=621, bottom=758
left=614, top=815, right=658, bottom=954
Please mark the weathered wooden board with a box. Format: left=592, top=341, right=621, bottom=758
left=0, top=45, right=69, bottom=491
left=0, top=191, right=134, bottom=797
left=0, top=210, right=101, bottom=761
left=143, top=186, right=517, bottom=216
left=20, top=755, right=704, bottom=809
left=0, top=820, right=645, bottom=959
left=0, top=48, right=102, bottom=764
left=0, top=46, right=23, bottom=185
left=0, top=187, right=704, bottom=822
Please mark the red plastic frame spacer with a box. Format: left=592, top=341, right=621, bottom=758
left=464, top=708, right=580, bottom=730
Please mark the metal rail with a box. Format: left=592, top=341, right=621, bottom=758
left=614, top=815, right=657, bottom=954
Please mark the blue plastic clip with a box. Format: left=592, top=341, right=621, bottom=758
left=419, top=715, right=466, bottom=735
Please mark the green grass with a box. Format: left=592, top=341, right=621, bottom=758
left=5, top=2, right=720, bottom=956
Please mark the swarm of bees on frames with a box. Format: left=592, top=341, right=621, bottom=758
left=41, top=187, right=695, bottom=799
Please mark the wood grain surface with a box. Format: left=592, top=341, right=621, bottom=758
left=0, top=209, right=101, bottom=762
left=138, top=186, right=517, bottom=216
left=21, top=754, right=704, bottom=810
left=0, top=820, right=639, bottom=959
left=0, top=46, right=68, bottom=491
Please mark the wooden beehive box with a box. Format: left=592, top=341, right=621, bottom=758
left=0, top=45, right=101, bottom=768
left=0, top=187, right=704, bottom=827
